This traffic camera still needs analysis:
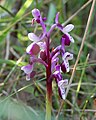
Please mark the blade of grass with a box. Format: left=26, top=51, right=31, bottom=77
left=0, top=77, right=46, bottom=104
left=74, top=54, right=89, bottom=115
left=0, top=0, right=33, bottom=38
left=0, top=55, right=25, bottom=92
left=62, top=0, right=93, bottom=26
left=0, top=58, right=27, bottom=67
left=0, top=5, right=14, bottom=17
left=47, top=3, right=56, bottom=31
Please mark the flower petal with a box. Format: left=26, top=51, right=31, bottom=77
left=37, top=42, right=46, bottom=50
left=52, top=51, right=60, bottom=60
left=55, top=12, right=60, bottom=24
left=21, top=64, right=33, bottom=74
left=66, top=33, right=74, bottom=43
left=32, top=8, right=40, bottom=19
left=62, top=52, right=73, bottom=72
left=63, top=60, right=69, bottom=72
left=62, top=24, right=74, bottom=33
left=58, top=79, right=68, bottom=87
left=43, top=17, right=47, bottom=21
left=40, top=50, right=47, bottom=61
left=55, top=65, right=61, bottom=72
left=58, top=79, right=68, bottom=100
left=61, top=34, right=71, bottom=46
left=28, top=33, right=40, bottom=42
left=26, top=43, right=34, bottom=54
left=51, top=57, right=59, bottom=72
left=63, top=52, right=73, bottom=61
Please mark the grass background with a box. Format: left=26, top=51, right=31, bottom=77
left=0, top=0, right=96, bottom=119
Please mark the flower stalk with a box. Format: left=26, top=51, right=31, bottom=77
left=45, top=36, right=52, bottom=120
left=46, top=78, right=52, bottom=120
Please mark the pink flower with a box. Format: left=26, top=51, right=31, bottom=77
left=21, top=64, right=34, bottom=80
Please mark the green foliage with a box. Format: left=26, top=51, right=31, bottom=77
left=0, top=0, right=96, bottom=119
left=0, top=0, right=33, bottom=40
left=47, top=3, right=56, bottom=24
left=0, top=97, right=43, bottom=120
left=47, top=3, right=56, bottom=31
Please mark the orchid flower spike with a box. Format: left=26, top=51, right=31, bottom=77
left=21, top=8, right=75, bottom=100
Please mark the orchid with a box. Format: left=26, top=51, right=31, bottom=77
left=21, top=8, right=74, bottom=120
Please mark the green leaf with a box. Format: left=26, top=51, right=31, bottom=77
left=0, top=59, right=27, bottom=67
left=0, top=97, right=56, bottom=120
left=47, top=3, right=56, bottom=31
left=0, top=97, right=40, bottom=120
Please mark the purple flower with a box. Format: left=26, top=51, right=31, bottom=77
left=21, top=8, right=74, bottom=100
left=26, top=41, right=46, bottom=56
left=53, top=65, right=63, bottom=81
left=47, top=12, right=74, bottom=46
left=53, top=65, right=69, bottom=99
left=59, top=23, right=74, bottom=46
left=32, top=8, right=47, bottom=23
left=21, top=64, right=34, bottom=80
left=21, top=64, right=33, bottom=74
left=58, top=79, right=68, bottom=100
left=61, top=52, right=73, bottom=73
left=31, top=8, right=46, bottom=38
left=59, top=24, right=74, bottom=46
left=55, top=12, right=74, bottom=46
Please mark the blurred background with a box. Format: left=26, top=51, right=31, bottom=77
left=0, top=0, right=96, bottom=120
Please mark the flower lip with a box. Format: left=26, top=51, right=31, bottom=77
left=58, top=79, right=68, bottom=100
left=21, top=64, right=33, bottom=74
left=66, top=33, right=74, bottom=43
left=61, top=34, right=70, bottom=46
left=61, top=52, right=73, bottom=73
left=61, top=62, right=67, bottom=73
left=63, top=60, right=69, bottom=72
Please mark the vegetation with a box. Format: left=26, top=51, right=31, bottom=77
left=0, top=0, right=96, bottom=119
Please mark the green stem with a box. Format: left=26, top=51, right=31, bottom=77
left=45, top=82, right=52, bottom=120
